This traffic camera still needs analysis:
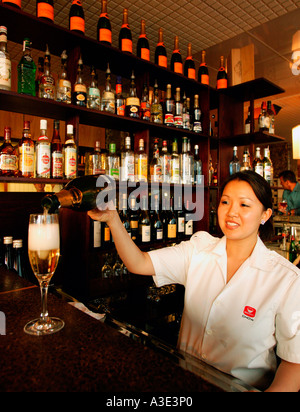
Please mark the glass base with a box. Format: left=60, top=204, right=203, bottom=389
left=24, top=317, right=65, bottom=336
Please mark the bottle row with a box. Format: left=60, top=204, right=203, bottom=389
left=0, top=235, right=27, bottom=279
left=0, top=120, right=77, bottom=179
left=1, top=0, right=228, bottom=88
left=229, top=145, right=274, bottom=185
left=245, top=101, right=276, bottom=135
left=91, top=192, right=195, bottom=250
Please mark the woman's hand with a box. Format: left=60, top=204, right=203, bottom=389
left=88, top=207, right=118, bottom=225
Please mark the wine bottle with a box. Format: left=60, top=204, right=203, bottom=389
left=69, top=0, right=85, bottom=35
left=217, top=56, right=228, bottom=89
left=97, top=0, right=111, bottom=45
left=167, top=196, right=177, bottom=240
left=119, top=193, right=131, bottom=237
left=170, top=36, right=183, bottom=74
left=137, top=19, right=150, bottom=61
left=0, top=26, right=11, bottom=91
left=41, top=175, right=115, bottom=213
left=184, top=43, right=196, bottom=80
left=51, top=119, right=63, bottom=179
left=119, top=8, right=132, bottom=53
left=125, top=71, right=140, bottom=118
left=36, top=0, right=54, bottom=23
left=139, top=196, right=151, bottom=244
left=164, top=84, right=174, bottom=126
left=155, top=28, right=167, bottom=68
left=129, top=197, right=139, bottom=243
left=198, top=50, right=209, bottom=85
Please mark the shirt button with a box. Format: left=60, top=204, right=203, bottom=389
left=202, top=354, right=207, bottom=360
left=206, top=329, right=213, bottom=335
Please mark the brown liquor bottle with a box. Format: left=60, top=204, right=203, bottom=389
left=19, top=121, right=34, bottom=178
left=0, top=127, right=18, bottom=176
left=51, top=120, right=63, bottom=179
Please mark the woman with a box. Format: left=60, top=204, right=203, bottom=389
left=88, top=171, right=300, bottom=392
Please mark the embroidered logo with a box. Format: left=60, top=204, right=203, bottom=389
left=242, top=306, right=256, bottom=322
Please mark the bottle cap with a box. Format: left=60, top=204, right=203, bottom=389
left=13, top=239, right=23, bottom=248
left=3, top=236, right=13, bottom=244
left=0, top=26, right=7, bottom=35
left=40, top=119, right=47, bottom=130
left=109, top=143, right=116, bottom=153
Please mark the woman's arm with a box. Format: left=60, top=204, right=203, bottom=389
left=265, top=360, right=300, bottom=392
left=88, top=208, right=155, bottom=276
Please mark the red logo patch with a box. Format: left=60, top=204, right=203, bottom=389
left=243, top=306, right=256, bottom=318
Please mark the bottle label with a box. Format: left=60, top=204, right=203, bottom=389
left=141, top=101, right=150, bottom=120
left=201, top=74, right=209, bottom=85
left=183, top=113, right=190, bottom=130
left=74, top=84, right=87, bottom=104
left=3, top=0, right=21, bottom=6
left=188, top=68, right=196, bottom=80
left=185, top=220, right=193, bottom=235
left=245, top=123, right=251, bottom=134
left=142, top=226, right=151, bottom=242
left=137, top=158, right=148, bottom=181
left=0, top=154, right=17, bottom=172
left=156, top=228, right=163, bottom=240
left=0, top=57, right=11, bottom=89
left=152, top=164, right=162, bottom=183
left=193, top=121, right=202, bottom=133
left=19, top=145, right=34, bottom=174
left=178, top=217, right=185, bottom=233
left=122, top=39, right=133, bottom=53
left=65, top=147, right=77, bottom=178
left=164, top=113, right=174, bottom=125
left=174, top=62, right=183, bottom=74
left=36, top=143, right=51, bottom=177
left=158, top=55, right=167, bottom=68
left=126, top=97, right=140, bottom=107
left=70, top=16, right=85, bottom=33
left=141, top=48, right=150, bottom=61
left=88, top=87, right=100, bottom=98
left=122, top=156, right=135, bottom=181
left=116, top=101, right=125, bottom=116
left=174, top=115, right=183, bottom=127
left=255, top=164, right=264, bottom=177
left=37, top=3, right=54, bottom=21
left=168, top=224, right=177, bottom=239
left=217, top=79, right=228, bottom=89
left=57, top=79, right=72, bottom=102
left=52, top=152, right=63, bottom=178
left=99, top=28, right=112, bottom=44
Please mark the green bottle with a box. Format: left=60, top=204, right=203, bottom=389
left=18, top=38, right=36, bottom=96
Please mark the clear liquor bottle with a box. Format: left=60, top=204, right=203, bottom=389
left=182, top=94, right=191, bottom=131
left=88, top=141, right=103, bottom=175
left=19, top=120, right=34, bottom=178
left=194, top=145, right=202, bottom=184
left=125, top=71, right=140, bottom=118
left=120, top=135, right=135, bottom=182
left=39, top=44, right=55, bottom=100
left=140, top=83, right=150, bottom=121
left=0, top=26, right=11, bottom=91
left=174, top=87, right=183, bottom=128
left=229, top=146, right=241, bottom=176
left=150, top=80, right=163, bottom=124
left=56, top=50, right=71, bottom=104
left=17, top=38, right=36, bottom=96
left=64, top=124, right=77, bottom=179
left=135, top=138, right=148, bottom=182
left=150, top=138, right=162, bottom=183
left=263, top=147, right=273, bottom=185
left=73, top=56, right=87, bottom=106
left=253, top=147, right=264, bottom=177
left=36, top=119, right=51, bottom=178
left=101, top=63, right=115, bottom=113
left=87, top=66, right=100, bottom=110
left=107, top=143, right=120, bottom=181
left=170, top=138, right=180, bottom=184
left=161, top=140, right=171, bottom=184
left=240, top=149, right=252, bottom=171
left=181, top=137, right=193, bottom=185
left=0, top=127, right=18, bottom=176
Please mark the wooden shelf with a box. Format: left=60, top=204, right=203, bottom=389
left=220, top=131, right=285, bottom=147
left=0, top=176, right=69, bottom=185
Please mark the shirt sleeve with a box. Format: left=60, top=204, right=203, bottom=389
left=276, top=276, right=300, bottom=364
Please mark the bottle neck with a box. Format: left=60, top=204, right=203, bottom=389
left=122, top=9, right=129, bottom=27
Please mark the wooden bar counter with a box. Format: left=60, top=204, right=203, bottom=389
left=0, top=267, right=254, bottom=393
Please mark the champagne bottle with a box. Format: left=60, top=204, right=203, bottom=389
left=36, top=0, right=54, bottom=23
left=41, top=175, right=115, bottom=213
left=137, top=19, right=150, bottom=61
left=170, top=36, right=183, bottom=74
left=97, top=0, right=111, bottom=45
left=69, top=0, right=85, bottom=35
left=119, top=8, right=132, bottom=53
left=125, top=71, right=140, bottom=118
left=198, top=50, right=209, bottom=85
left=155, top=28, right=167, bottom=68
left=217, top=56, right=228, bottom=89
left=184, top=43, right=196, bottom=80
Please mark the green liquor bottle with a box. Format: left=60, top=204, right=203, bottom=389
left=17, top=38, right=36, bottom=96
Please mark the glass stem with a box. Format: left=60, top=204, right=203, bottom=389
left=39, top=281, right=49, bottom=322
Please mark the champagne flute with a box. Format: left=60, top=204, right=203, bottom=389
left=24, top=213, right=64, bottom=336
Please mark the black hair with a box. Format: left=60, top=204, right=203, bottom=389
left=278, top=170, right=297, bottom=183
left=220, top=171, right=274, bottom=242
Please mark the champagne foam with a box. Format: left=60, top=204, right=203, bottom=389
left=28, top=223, right=60, bottom=251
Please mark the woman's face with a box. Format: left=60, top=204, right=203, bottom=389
left=218, top=179, right=269, bottom=242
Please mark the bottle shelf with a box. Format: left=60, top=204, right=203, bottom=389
left=220, top=131, right=285, bottom=147
left=0, top=176, right=69, bottom=185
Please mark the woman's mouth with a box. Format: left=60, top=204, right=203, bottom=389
left=225, top=221, right=240, bottom=229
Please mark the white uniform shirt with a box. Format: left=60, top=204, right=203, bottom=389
left=148, top=232, right=300, bottom=389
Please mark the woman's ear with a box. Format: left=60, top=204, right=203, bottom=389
left=262, top=208, right=273, bottom=224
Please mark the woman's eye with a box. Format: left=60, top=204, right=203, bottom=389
left=241, top=203, right=249, bottom=207
left=221, top=200, right=228, bottom=205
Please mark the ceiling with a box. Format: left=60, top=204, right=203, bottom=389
left=8, top=0, right=300, bottom=142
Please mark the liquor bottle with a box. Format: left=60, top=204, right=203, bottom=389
left=36, top=119, right=51, bottom=178
left=56, top=50, right=72, bottom=104
left=176, top=195, right=185, bottom=240
left=240, top=149, right=252, bottom=171
left=17, top=38, right=36, bottom=96
left=161, top=140, right=171, bottom=184
left=253, top=147, right=264, bottom=177
left=170, top=36, right=183, bottom=74
left=198, top=50, right=209, bottom=85
left=64, top=124, right=77, bottom=179
left=164, top=84, right=174, bottom=126
left=212, top=163, right=218, bottom=186
left=100, top=63, right=115, bottom=113
left=0, top=26, right=11, bottom=91
left=263, top=147, right=273, bottom=185
left=155, top=28, right=167, bottom=68
left=182, top=94, right=191, bottom=131
left=120, top=135, right=134, bottom=182
left=192, top=95, right=202, bottom=133
left=39, top=45, right=55, bottom=100
left=267, top=101, right=275, bottom=134
left=2, top=0, right=21, bottom=9
left=41, top=174, right=115, bottom=213
left=140, top=83, right=150, bottom=121
left=69, top=0, right=85, bottom=35
left=3, top=236, right=14, bottom=270
left=174, top=87, right=183, bottom=128
left=217, top=56, right=227, bottom=89
left=119, top=193, right=131, bottom=237
left=129, top=197, right=139, bottom=243
left=73, top=56, right=87, bottom=106
left=101, top=224, right=111, bottom=250
left=151, top=194, right=163, bottom=242
left=36, top=0, right=54, bottom=23
left=170, top=138, right=180, bottom=184
left=35, top=57, right=44, bottom=96
left=137, top=19, right=150, bottom=61
left=150, top=138, right=162, bottom=183
left=258, top=102, right=270, bottom=131
left=125, top=71, right=140, bottom=118
left=119, top=8, right=132, bottom=54
left=135, top=138, right=147, bottom=182
left=115, top=76, right=125, bottom=116
left=19, top=121, right=34, bottom=178
left=51, top=120, right=63, bottom=179
left=107, top=143, right=120, bottom=181
left=87, top=66, right=100, bottom=110
left=0, top=127, right=18, bottom=176
left=150, top=80, right=163, bottom=124
left=229, top=146, right=241, bottom=176
left=194, top=145, right=202, bottom=184
left=97, top=0, right=111, bottom=45
left=88, top=141, right=103, bottom=175
left=181, top=137, right=193, bottom=185
left=185, top=200, right=194, bottom=237
left=184, top=43, right=196, bottom=80
left=289, top=229, right=297, bottom=263
left=167, top=196, right=177, bottom=240
left=208, top=155, right=214, bottom=185
left=13, top=239, right=26, bottom=278
left=245, top=106, right=251, bottom=134
left=139, top=196, right=151, bottom=244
